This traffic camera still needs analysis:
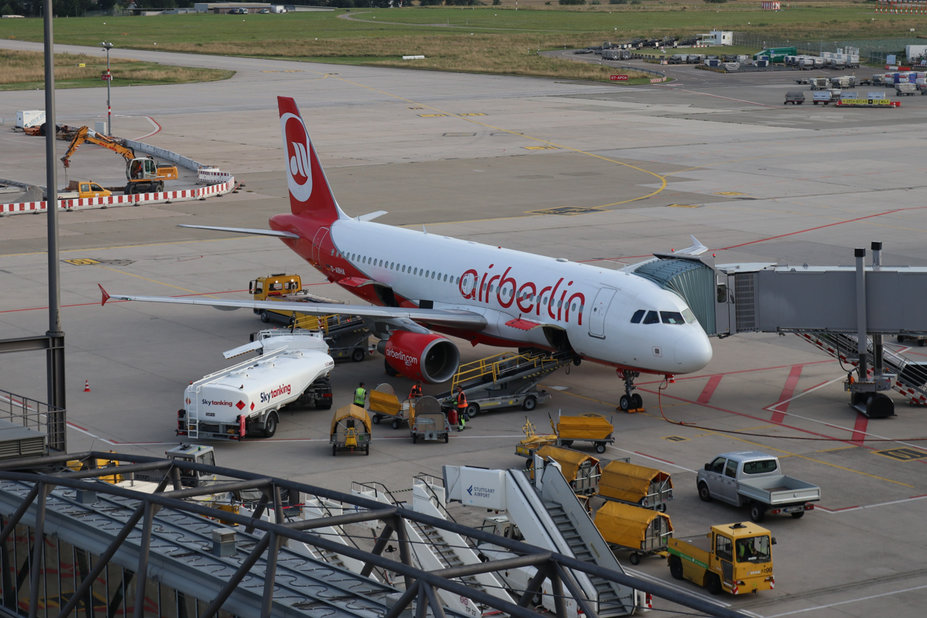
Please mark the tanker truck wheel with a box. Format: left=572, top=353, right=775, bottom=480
left=262, top=411, right=279, bottom=438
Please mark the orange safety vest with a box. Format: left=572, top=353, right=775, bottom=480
left=456, top=390, right=468, bottom=409
left=410, top=384, right=423, bottom=398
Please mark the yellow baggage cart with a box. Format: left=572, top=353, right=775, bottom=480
left=527, top=445, right=602, bottom=495
left=599, top=460, right=674, bottom=512
left=594, top=500, right=673, bottom=565
left=555, top=413, right=615, bottom=453
left=330, top=404, right=372, bottom=456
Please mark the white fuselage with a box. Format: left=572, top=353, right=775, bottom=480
left=328, top=219, right=712, bottom=375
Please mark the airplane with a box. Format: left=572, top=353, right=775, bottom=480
left=100, top=96, right=713, bottom=410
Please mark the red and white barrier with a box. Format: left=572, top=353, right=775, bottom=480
left=0, top=178, right=236, bottom=216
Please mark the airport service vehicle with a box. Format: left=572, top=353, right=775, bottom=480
left=249, top=273, right=371, bottom=362
left=895, top=82, right=918, bottom=96
left=812, top=90, right=836, bottom=105
left=783, top=91, right=805, bottom=105
left=60, top=126, right=178, bottom=194
left=177, top=332, right=334, bottom=440
left=330, top=405, right=372, bottom=455
left=667, top=522, right=775, bottom=595
left=101, top=96, right=713, bottom=411
left=696, top=451, right=821, bottom=522
left=57, top=180, right=112, bottom=199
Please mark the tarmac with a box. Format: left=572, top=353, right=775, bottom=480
left=3, top=39, right=927, bottom=617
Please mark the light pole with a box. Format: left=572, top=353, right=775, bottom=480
left=101, top=41, right=113, bottom=135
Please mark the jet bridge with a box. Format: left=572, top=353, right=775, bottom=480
left=628, top=242, right=927, bottom=418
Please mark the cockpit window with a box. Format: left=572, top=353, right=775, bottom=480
left=682, top=308, right=697, bottom=324
left=631, top=310, right=645, bottom=324
left=661, top=311, right=685, bottom=325
left=643, top=311, right=659, bottom=324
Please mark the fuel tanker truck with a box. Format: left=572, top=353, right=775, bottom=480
left=177, top=330, right=335, bottom=440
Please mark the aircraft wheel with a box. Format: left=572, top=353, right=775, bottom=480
left=522, top=395, right=537, bottom=411
left=619, top=395, right=631, bottom=411
left=262, top=412, right=278, bottom=438
left=630, top=393, right=643, bottom=409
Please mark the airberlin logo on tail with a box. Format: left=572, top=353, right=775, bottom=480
left=281, top=112, right=313, bottom=203
left=458, top=264, right=585, bottom=325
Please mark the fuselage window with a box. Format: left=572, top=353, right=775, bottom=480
left=643, top=311, right=659, bottom=324
left=661, top=311, right=685, bottom=325
left=631, top=309, right=645, bottom=323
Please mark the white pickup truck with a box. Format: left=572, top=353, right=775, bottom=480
left=696, top=451, right=821, bottom=522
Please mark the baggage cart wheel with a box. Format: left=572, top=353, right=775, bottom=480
left=444, top=432, right=449, bottom=443
left=365, top=444, right=370, bottom=455
left=657, top=503, right=667, bottom=513
left=332, top=444, right=337, bottom=456
left=392, top=419, right=401, bottom=429
left=412, top=433, right=417, bottom=444
left=595, top=442, right=607, bottom=454
left=522, top=395, right=537, bottom=411
left=372, top=414, right=381, bottom=424
left=668, top=555, right=683, bottom=579
left=629, top=552, right=641, bottom=565
left=559, top=440, right=573, bottom=447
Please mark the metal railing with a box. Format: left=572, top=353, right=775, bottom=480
left=0, top=388, right=64, bottom=451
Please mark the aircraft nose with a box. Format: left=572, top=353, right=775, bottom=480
left=674, top=328, right=713, bottom=373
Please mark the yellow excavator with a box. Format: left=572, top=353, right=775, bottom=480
left=60, top=127, right=178, bottom=195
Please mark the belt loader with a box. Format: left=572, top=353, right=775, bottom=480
left=177, top=331, right=334, bottom=440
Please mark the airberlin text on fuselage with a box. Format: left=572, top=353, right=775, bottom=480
left=458, top=265, right=585, bottom=324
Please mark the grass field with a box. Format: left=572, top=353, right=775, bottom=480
left=1, top=5, right=924, bottom=87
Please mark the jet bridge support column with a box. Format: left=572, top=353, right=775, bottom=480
left=846, top=244, right=895, bottom=419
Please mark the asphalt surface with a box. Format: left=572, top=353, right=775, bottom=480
left=3, top=40, right=927, bottom=617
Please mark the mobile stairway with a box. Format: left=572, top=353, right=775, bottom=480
left=351, top=480, right=513, bottom=616
left=798, top=331, right=927, bottom=416
left=443, top=463, right=640, bottom=616
left=437, top=350, right=573, bottom=416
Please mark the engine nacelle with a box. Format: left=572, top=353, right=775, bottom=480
left=380, top=331, right=460, bottom=384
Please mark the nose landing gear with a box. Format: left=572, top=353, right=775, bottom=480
left=617, top=370, right=645, bottom=412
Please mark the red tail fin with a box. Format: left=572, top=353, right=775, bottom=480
left=277, top=96, right=341, bottom=221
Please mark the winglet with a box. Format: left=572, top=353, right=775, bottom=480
left=98, top=284, right=110, bottom=306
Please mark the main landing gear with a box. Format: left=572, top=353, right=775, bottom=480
left=617, top=370, right=644, bottom=412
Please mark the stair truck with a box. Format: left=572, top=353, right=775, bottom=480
left=177, top=333, right=334, bottom=440
left=667, top=522, right=775, bottom=595
left=330, top=404, right=372, bottom=455
left=594, top=500, right=673, bottom=565
left=598, top=460, right=674, bottom=512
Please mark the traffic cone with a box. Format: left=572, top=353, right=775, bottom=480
left=83, top=380, right=91, bottom=393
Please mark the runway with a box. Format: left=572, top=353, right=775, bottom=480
left=2, top=40, right=927, bottom=616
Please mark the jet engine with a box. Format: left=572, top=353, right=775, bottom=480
left=379, top=331, right=460, bottom=384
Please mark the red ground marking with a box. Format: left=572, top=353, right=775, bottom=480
left=850, top=413, right=870, bottom=445
left=697, top=375, right=723, bottom=404
left=770, top=365, right=804, bottom=424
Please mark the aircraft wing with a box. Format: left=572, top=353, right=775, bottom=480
left=178, top=224, right=300, bottom=239
left=98, top=285, right=488, bottom=330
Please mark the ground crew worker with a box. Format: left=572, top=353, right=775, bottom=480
left=354, top=382, right=367, bottom=407
left=455, top=387, right=468, bottom=431
left=409, top=382, right=423, bottom=400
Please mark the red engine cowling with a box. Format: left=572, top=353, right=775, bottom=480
left=381, top=331, right=460, bottom=384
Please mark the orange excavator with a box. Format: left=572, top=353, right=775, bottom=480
left=60, top=127, right=178, bottom=195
